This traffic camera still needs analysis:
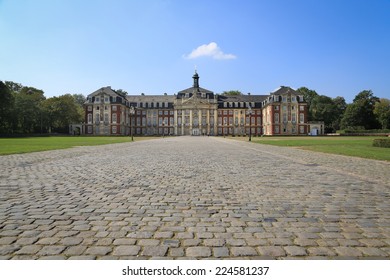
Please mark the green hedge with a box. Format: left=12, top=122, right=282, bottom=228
left=339, top=129, right=390, bottom=134
left=373, top=138, right=390, bottom=148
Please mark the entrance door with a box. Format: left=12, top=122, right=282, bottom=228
left=192, top=129, right=199, bottom=136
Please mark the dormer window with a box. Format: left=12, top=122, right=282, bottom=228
left=104, top=96, right=109, bottom=103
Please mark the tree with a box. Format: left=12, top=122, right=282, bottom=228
left=11, top=86, right=45, bottom=133
left=296, top=87, right=319, bottom=120
left=331, top=96, right=347, bottom=131
left=222, top=90, right=242, bottom=96
left=5, top=81, right=22, bottom=93
left=41, top=94, right=84, bottom=133
left=296, top=87, right=318, bottom=106
left=374, top=98, right=390, bottom=129
left=341, top=90, right=380, bottom=130
left=72, top=94, right=86, bottom=107
left=0, top=81, right=15, bottom=134
left=116, top=89, right=128, bottom=97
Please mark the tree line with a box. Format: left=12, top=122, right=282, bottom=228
left=296, top=87, right=390, bottom=133
left=223, top=89, right=390, bottom=133
left=0, top=81, right=85, bottom=134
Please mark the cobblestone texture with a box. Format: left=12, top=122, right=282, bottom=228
left=0, top=136, right=389, bottom=259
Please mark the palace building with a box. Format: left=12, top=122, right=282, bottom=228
left=82, top=72, right=322, bottom=136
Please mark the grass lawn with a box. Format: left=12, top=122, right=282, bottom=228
left=0, top=136, right=155, bottom=155
left=249, top=136, right=390, bottom=161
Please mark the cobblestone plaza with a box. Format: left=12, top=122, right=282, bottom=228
left=0, top=137, right=389, bottom=259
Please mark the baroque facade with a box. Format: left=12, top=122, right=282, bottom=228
left=83, top=72, right=321, bottom=136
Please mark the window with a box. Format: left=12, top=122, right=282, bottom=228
left=159, top=110, right=163, bottom=115
left=112, top=105, right=117, bottom=111
left=104, top=105, right=108, bottom=111
left=178, top=117, right=182, bottom=125
left=283, top=113, right=287, bottom=123
left=95, top=97, right=100, bottom=103
left=291, top=96, right=296, bottom=102
left=282, top=96, right=287, bottom=102
left=104, top=96, right=109, bottom=103
left=228, top=110, right=233, bottom=115
left=274, top=105, right=279, bottom=110
left=223, top=110, right=227, bottom=115
left=292, top=113, right=296, bottom=123
left=300, top=126, right=305, bottom=134
left=170, top=117, right=174, bottom=125
left=112, top=97, right=116, bottom=102
left=300, top=105, right=304, bottom=111
left=95, top=113, right=100, bottom=124
left=165, top=102, right=168, bottom=108
left=104, top=113, right=109, bottom=123
left=112, top=113, right=117, bottom=123
left=164, top=111, right=169, bottom=115
left=224, top=102, right=227, bottom=108
left=87, top=126, right=92, bottom=134
left=292, top=126, right=296, bottom=133
left=96, top=106, right=100, bottom=111
left=87, top=114, right=92, bottom=124
left=88, top=106, right=92, bottom=111
left=112, top=126, right=117, bottom=134
left=299, top=113, right=304, bottom=123
left=275, top=125, right=279, bottom=133
left=274, top=113, right=279, bottom=123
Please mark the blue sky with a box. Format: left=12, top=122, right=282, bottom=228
left=1, top=0, right=389, bottom=102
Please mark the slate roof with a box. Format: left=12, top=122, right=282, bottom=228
left=270, top=86, right=298, bottom=95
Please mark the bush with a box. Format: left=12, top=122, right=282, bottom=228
left=344, top=129, right=390, bottom=134
left=373, top=138, right=390, bottom=148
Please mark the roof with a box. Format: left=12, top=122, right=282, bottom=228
left=177, top=86, right=213, bottom=95
left=270, top=86, right=299, bottom=95
left=87, top=86, right=119, bottom=98
left=126, top=95, right=175, bottom=103
left=218, top=94, right=268, bottom=103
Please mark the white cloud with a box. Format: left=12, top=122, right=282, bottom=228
left=184, top=42, right=236, bottom=60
